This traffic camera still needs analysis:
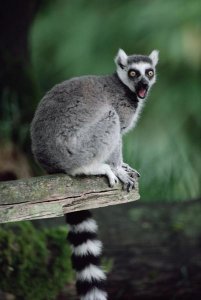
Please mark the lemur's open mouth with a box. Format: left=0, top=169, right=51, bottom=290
left=136, top=83, right=148, bottom=99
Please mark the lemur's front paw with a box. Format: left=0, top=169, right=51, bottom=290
left=108, top=173, right=119, bottom=188
left=103, top=164, right=119, bottom=188
left=114, top=167, right=136, bottom=192
left=122, top=163, right=140, bottom=178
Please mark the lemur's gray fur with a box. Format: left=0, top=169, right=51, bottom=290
left=31, top=49, right=159, bottom=300
left=31, top=49, right=159, bottom=191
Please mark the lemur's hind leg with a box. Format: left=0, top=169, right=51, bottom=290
left=63, top=109, right=120, bottom=187
left=71, top=163, right=118, bottom=187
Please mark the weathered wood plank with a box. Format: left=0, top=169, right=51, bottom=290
left=0, top=174, right=139, bottom=223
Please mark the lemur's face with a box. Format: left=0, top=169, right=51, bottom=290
left=115, top=49, right=159, bottom=99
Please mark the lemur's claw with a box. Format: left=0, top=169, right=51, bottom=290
left=136, top=171, right=141, bottom=178
left=127, top=183, right=131, bottom=192
left=127, top=182, right=133, bottom=192
left=122, top=163, right=140, bottom=178
left=123, top=181, right=135, bottom=192
left=129, top=171, right=140, bottom=179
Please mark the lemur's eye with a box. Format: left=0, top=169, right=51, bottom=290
left=129, top=70, right=136, bottom=77
left=147, top=70, right=154, bottom=77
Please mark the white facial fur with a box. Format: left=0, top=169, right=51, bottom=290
left=115, top=49, right=159, bottom=93
left=130, top=61, right=156, bottom=85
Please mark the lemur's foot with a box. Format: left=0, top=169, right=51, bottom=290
left=107, top=170, right=119, bottom=188
left=122, top=163, right=140, bottom=178
left=70, top=163, right=118, bottom=188
left=114, top=167, right=136, bottom=192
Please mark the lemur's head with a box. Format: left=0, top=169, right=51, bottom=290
left=115, top=49, right=159, bottom=99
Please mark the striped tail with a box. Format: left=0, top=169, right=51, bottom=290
left=66, top=210, right=108, bottom=300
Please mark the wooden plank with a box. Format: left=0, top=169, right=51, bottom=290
left=0, top=174, right=139, bottom=223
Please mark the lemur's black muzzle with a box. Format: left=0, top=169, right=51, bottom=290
left=136, top=80, right=149, bottom=99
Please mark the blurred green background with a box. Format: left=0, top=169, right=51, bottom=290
left=0, top=0, right=201, bottom=299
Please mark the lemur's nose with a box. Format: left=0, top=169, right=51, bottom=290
left=139, top=79, right=148, bottom=90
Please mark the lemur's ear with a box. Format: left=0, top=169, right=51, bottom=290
left=115, top=49, right=128, bottom=69
left=149, top=50, right=159, bottom=67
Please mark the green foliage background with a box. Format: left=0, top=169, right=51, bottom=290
left=0, top=222, right=72, bottom=300
left=31, top=0, right=201, bottom=201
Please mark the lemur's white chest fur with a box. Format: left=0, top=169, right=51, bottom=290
left=131, top=100, right=145, bottom=130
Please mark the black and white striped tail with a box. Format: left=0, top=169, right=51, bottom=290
left=66, top=210, right=108, bottom=300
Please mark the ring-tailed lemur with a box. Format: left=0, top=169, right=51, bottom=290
left=31, top=48, right=159, bottom=300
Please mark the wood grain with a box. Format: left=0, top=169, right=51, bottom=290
left=0, top=174, right=139, bottom=223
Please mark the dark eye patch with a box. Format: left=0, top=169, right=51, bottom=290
left=128, top=69, right=140, bottom=79
left=145, top=68, right=154, bottom=78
